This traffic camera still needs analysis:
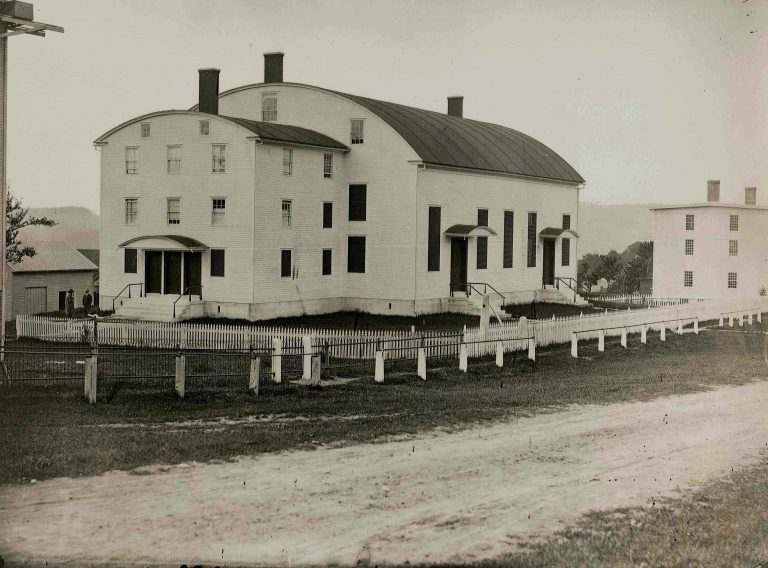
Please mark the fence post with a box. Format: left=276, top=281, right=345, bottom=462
left=570, top=332, right=578, bottom=358
left=739, top=313, right=745, bottom=327
left=677, top=319, right=683, bottom=335
left=249, top=355, right=260, bottom=394
left=758, top=310, right=763, bottom=324
left=694, top=318, right=699, bottom=334
left=459, top=342, right=468, bottom=372
left=84, top=357, right=91, bottom=399
left=527, top=338, right=536, bottom=362
left=729, top=314, right=734, bottom=327
left=374, top=350, right=384, bottom=383
left=302, top=335, right=312, bottom=380
left=271, top=337, right=282, bottom=383
left=719, top=314, right=724, bottom=327
left=417, top=347, right=426, bottom=380
left=175, top=350, right=185, bottom=399
left=598, top=329, right=605, bottom=352
left=311, top=355, right=321, bottom=386
left=660, top=324, right=666, bottom=342
left=88, top=355, right=97, bottom=404
left=641, top=324, right=647, bottom=344
left=748, top=312, right=753, bottom=326
left=620, top=327, right=627, bottom=349
left=495, top=341, right=503, bottom=367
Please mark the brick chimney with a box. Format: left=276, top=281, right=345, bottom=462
left=745, top=187, right=757, bottom=205
left=706, top=180, right=720, bottom=202
left=447, top=96, right=463, bottom=118
left=198, top=68, right=220, bottom=115
left=264, top=52, right=284, bottom=83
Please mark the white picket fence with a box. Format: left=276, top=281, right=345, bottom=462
left=587, top=294, right=707, bottom=307
left=16, top=297, right=767, bottom=360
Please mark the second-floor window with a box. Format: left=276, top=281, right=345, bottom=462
left=728, top=272, right=738, bottom=289
left=730, top=215, right=739, bottom=231
left=350, top=119, right=364, bottom=144
left=125, top=147, right=138, bottom=174
left=684, top=270, right=693, bottom=287
left=283, top=148, right=293, bottom=175
left=212, top=144, right=226, bottom=172
left=323, top=202, right=333, bottom=228
left=167, top=198, right=180, bottom=225
left=685, top=214, right=694, bottom=230
left=125, top=198, right=138, bottom=224
left=167, top=145, right=181, bottom=174
left=729, top=240, right=738, bottom=256
left=323, top=153, right=333, bottom=178
left=349, top=184, right=367, bottom=221
left=685, top=239, right=694, bottom=255
left=262, top=93, right=277, bottom=122
left=282, top=200, right=292, bottom=228
left=211, top=198, right=226, bottom=226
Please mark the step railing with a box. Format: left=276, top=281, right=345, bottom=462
left=466, top=282, right=506, bottom=307
left=111, top=282, right=144, bottom=312
left=173, top=285, right=203, bottom=319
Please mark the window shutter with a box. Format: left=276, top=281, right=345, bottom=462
left=427, top=206, right=441, bottom=271
left=281, top=250, right=292, bottom=277
left=503, top=211, right=514, bottom=268
left=348, top=185, right=367, bottom=221
left=210, top=249, right=225, bottom=277
left=124, top=249, right=137, bottom=274
left=347, top=236, right=366, bottom=273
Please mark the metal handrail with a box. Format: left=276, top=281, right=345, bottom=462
left=111, top=282, right=143, bottom=312
left=552, top=277, right=584, bottom=302
left=466, top=282, right=506, bottom=306
left=173, top=285, right=203, bottom=318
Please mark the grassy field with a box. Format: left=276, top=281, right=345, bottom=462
left=0, top=323, right=765, bottom=486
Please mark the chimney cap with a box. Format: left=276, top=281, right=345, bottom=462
left=198, top=67, right=221, bottom=72
left=263, top=51, right=284, bottom=56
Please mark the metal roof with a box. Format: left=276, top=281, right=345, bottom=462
left=222, top=116, right=348, bottom=151
left=77, top=248, right=100, bottom=267
left=11, top=242, right=98, bottom=273
left=539, top=228, right=580, bottom=239
left=118, top=235, right=208, bottom=251
left=650, top=203, right=768, bottom=212
left=444, top=224, right=498, bottom=237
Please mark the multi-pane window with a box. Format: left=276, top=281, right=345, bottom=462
left=503, top=211, right=514, bottom=268
left=684, top=270, right=693, bottom=287
left=283, top=148, right=293, bottom=175
left=124, top=198, right=138, bottom=225
left=728, top=272, right=738, bottom=289
left=323, top=202, right=333, bottom=229
left=477, top=209, right=488, bottom=270
left=562, top=238, right=570, bottom=266
left=167, top=198, right=180, bottom=225
left=167, top=145, right=181, bottom=174
left=211, top=198, right=226, bottom=226
left=685, top=239, right=694, bottom=255
left=280, top=249, right=292, bottom=278
left=212, top=144, right=226, bottom=172
left=685, top=214, right=694, bottom=230
left=428, top=206, right=441, bottom=271
left=262, top=93, right=277, bottom=122
left=281, top=200, right=292, bottom=228
left=124, top=249, right=137, bottom=274
left=562, top=214, right=571, bottom=230
left=527, top=212, right=537, bottom=268
left=125, top=147, right=138, bottom=174
left=200, top=120, right=209, bottom=136
left=349, top=184, right=367, bottom=221
left=729, top=215, right=739, bottom=231
left=323, top=153, right=333, bottom=178
left=348, top=236, right=366, bottom=273
left=322, top=249, right=332, bottom=276
left=350, top=119, right=364, bottom=144
left=729, top=240, right=738, bottom=256
left=140, top=123, right=150, bottom=138
left=210, top=249, right=225, bottom=277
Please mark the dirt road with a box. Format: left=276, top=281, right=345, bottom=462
left=2, top=380, right=768, bottom=567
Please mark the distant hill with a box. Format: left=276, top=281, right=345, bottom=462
left=20, top=206, right=98, bottom=249
left=578, top=202, right=656, bottom=257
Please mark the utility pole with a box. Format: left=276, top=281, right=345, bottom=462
left=0, top=2, right=62, bottom=351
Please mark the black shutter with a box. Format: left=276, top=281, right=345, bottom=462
left=281, top=250, right=292, bottom=277
left=562, top=214, right=571, bottom=230
left=527, top=212, right=537, bottom=267
left=322, top=249, right=332, bottom=275
left=476, top=209, right=488, bottom=269
left=124, top=248, right=137, bottom=273
left=477, top=209, right=488, bottom=226
left=503, top=211, right=514, bottom=268
left=348, top=184, right=367, bottom=221
left=323, top=202, right=333, bottom=228
left=562, top=238, right=570, bottom=266
left=210, top=249, right=225, bottom=277
left=427, top=206, right=441, bottom=271
left=347, top=236, right=366, bottom=273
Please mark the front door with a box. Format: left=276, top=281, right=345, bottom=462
left=450, top=238, right=468, bottom=294
left=542, top=240, right=555, bottom=286
left=183, top=252, right=202, bottom=295
left=145, top=251, right=163, bottom=294
left=163, top=251, right=182, bottom=295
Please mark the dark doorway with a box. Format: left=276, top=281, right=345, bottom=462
left=163, top=251, right=182, bottom=295
left=450, top=238, right=468, bottom=294
left=542, top=240, right=556, bottom=286
left=183, top=252, right=202, bottom=294
left=145, top=251, right=163, bottom=294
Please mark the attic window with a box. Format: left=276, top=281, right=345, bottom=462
left=200, top=120, right=210, bottom=136
left=350, top=119, right=364, bottom=144
left=140, top=123, right=150, bottom=138
left=262, top=93, right=277, bottom=122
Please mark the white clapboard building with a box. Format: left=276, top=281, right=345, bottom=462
left=651, top=181, right=767, bottom=299
left=96, top=53, right=585, bottom=321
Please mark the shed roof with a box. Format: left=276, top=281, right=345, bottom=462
left=222, top=116, right=348, bottom=150
left=77, top=249, right=100, bottom=267
left=10, top=242, right=98, bottom=273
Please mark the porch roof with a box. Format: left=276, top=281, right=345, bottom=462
left=539, top=227, right=580, bottom=240
left=118, top=235, right=209, bottom=251
left=444, top=224, right=497, bottom=237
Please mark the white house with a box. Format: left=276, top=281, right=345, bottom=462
left=96, top=53, right=585, bottom=321
left=651, top=181, right=767, bottom=299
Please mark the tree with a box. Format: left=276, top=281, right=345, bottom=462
left=5, top=190, right=56, bottom=264
left=577, top=253, right=602, bottom=291
left=596, top=250, right=623, bottom=290
left=619, top=241, right=653, bottom=292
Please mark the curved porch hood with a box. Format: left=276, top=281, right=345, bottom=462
left=118, top=235, right=209, bottom=252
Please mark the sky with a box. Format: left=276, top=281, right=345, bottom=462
left=6, top=0, right=767, bottom=211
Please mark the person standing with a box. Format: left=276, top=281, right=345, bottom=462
left=65, top=289, right=75, bottom=318
left=82, top=289, right=93, bottom=315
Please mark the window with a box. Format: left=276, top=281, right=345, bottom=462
left=350, top=119, right=364, bottom=144
left=685, top=214, right=694, bottom=230
left=685, top=239, right=694, bottom=255
left=140, top=123, right=150, bottom=138
left=200, top=120, right=209, bottom=136
left=349, top=184, right=367, bottom=221
left=562, top=214, right=571, bottom=230
left=527, top=212, right=537, bottom=268
left=503, top=211, right=514, bottom=268
left=167, top=198, right=180, bottom=224
left=684, top=270, right=693, bottom=287
left=283, top=148, right=293, bottom=175
left=347, top=236, right=366, bottom=273
left=124, top=198, right=138, bottom=225
left=730, top=215, right=739, bottom=231
left=323, top=202, right=333, bottom=229
left=428, top=206, right=441, bottom=271
left=729, top=240, right=738, bottom=256
left=262, top=93, right=277, bottom=122
left=125, top=147, right=138, bottom=174
left=210, top=249, right=225, bottom=277
left=281, top=249, right=292, bottom=278
left=124, top=248, right=137, bottom=273
left=323, top=153, right=333, bottom=178
left=282, top=200, right=292, bottom=228
left=211, top=198, right=226, bottom=226
left=477, top=208, right=488, bottom=270
left=322, top=249, right=332, bottom=276
left=167, top=145, right=181, bottom=174
left=562, top=237, right=570, bottom=266
left=212, top=144, right=226, bottom=172
left=728, top=272, right=738, bottom=289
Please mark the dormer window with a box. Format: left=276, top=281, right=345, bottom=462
left=262, top=93, right=277, bottom=122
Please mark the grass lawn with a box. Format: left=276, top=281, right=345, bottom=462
left=503, top=302, right=604, bottom=319
left=0, top=323, right=765, bottom=486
